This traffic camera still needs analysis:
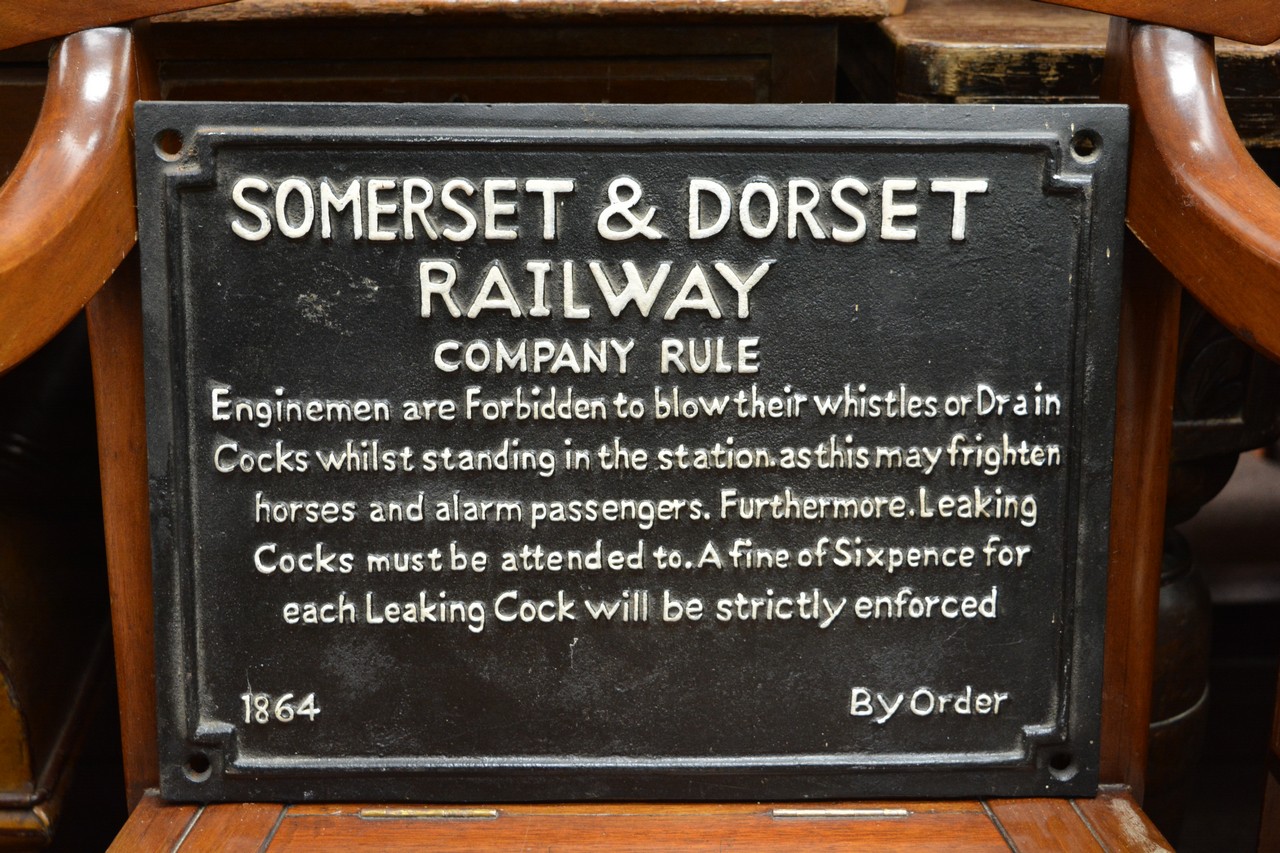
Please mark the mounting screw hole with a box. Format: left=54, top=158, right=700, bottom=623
left=183, top=752, right=212, bottom=783
left=154, top=128, right=185, bottom=161
left=1048, top=751, right=1078, bottom=782
left=1070, top=129, right=1101, bottom=164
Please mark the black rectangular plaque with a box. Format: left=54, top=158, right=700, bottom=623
left=137, top=102, right=1127, bottom=802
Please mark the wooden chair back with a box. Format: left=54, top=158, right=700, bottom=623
left=2, top=2, right=1239, bottom=847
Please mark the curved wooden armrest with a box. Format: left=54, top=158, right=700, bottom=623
left=1107, top=20, right=1280, bottom=362
left=1032, top=0, right=1280, bottom=46
left=0, top=28, right=140, bottom=375
left=0, top=2, right=233, bottom=51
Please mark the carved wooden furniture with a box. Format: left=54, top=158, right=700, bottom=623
left=1103, top=13, right=1280, bottom=849
left=851, top=0, right=1280, bottom=366
left=0, top=28, right=137, bottom=850
left=0, top=28, right=144, bottom=376
left=1108, top=24, right=1280, bottom=363
left=0, top=319, right=110, bottom=849
left=0, top=1, right=232, bottom=52
left=853, top=1, right=1280, bottom=840
left=7, top=0, right=1253, bottom=846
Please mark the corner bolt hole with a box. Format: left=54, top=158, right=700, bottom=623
left=1071, top=129, right=1101, bottom=164
left=154, top=128, right=185, bottom=161
left=183, top=752, right=212, bottom=783
left=1048, top=751, right=1078, bottom=782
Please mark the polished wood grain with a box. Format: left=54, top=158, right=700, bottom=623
left=1094, top=237, right=1181, bottom=796
left=273, top=805, right=1001, bottom=852
left=1085, top=25, right=1188, bottom=797
left=0, top=29, right=138, bottom=377
left=105, top=794, right=198, bottom=852
left=179, top=802, right=286, bottom=851
left=0, top=807, right=58, bottom=850
left=0, top=1, right=232, bottom=50
left=155, top=0, right=904, bottom=23
left=988, top=798, right=1104, bottom=851
left=1030, top=0, right=1280, bottom=46
left=78, top=30, right=161, bottom=812
left=1090, top=25, right=1236, bottom=795
left=1074, top=787, right=1174, bottom=850
left=281, top=801, right=986, bottom=817
left=1107, top=20, right=1280, bottom=362
left=113, top=790, right=1170, bottom=850
left=86, top=256, right=159, bottom=810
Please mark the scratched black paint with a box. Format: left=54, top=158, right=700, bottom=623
left=136, top=103, right=1126, bottom=802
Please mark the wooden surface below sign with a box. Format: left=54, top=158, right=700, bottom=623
left=109, top=787, right=1170, bottom=851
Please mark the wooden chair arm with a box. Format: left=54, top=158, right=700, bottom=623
left=1106, top=20, right=1280, bottom=362
left=1032, top=0, right=1280, bottom=46
left=0, top=2, right=233, bottom=51
left=0, top=28, right=140, bottom=376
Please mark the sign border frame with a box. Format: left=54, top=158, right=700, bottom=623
left=136, top=101, right=1128, bottom=802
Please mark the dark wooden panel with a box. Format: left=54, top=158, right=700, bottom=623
left=151, top=22, right=836, bottom=105
left=769, top=23, right=837, bottom=100
left=150, top=20, right=829, bottom=61
left=161, top=58, right=773, bottom=103
left=0, top=518, right=107, bottom=789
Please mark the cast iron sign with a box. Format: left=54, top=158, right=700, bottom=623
left=136, top=103, right=1127, bottom=802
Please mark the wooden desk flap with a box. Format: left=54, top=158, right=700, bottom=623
left=112, top=788, right=1170, bottom=851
